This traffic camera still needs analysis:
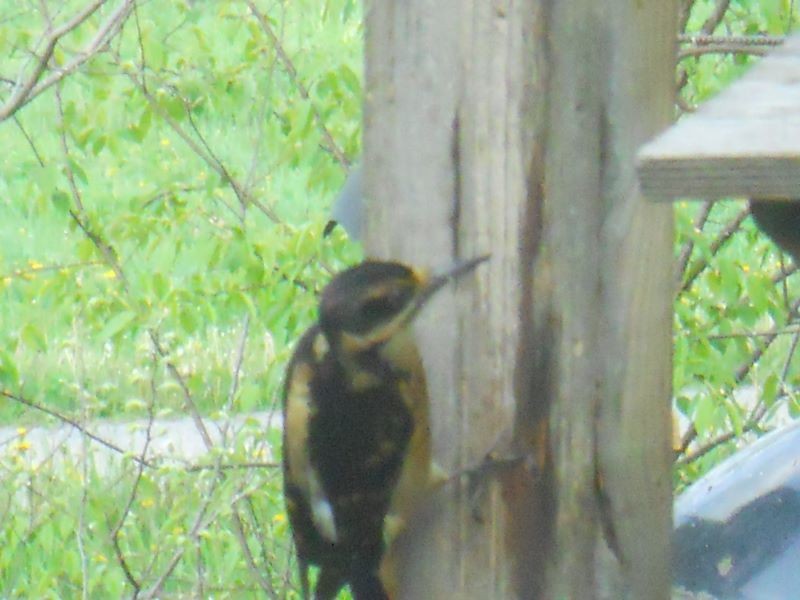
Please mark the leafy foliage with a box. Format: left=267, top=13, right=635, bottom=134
left=1, top=0, right=360, bottom=595
left=674, top=1, right=800, bottom=489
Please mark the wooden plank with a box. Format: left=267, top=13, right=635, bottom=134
left=638, top=33, right=800, bottom=200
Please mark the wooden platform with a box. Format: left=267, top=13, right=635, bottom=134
left=637, top=33, right=800, bottom=200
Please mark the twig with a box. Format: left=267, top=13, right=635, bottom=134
left=139, top=477, right=222, bottom=599
left=0, top=390, right=153, bottom=469
left=244, top=495, right=273, bottom=583
left=731, top=299, right=800, bottom=383
left=120, top=69, right=281, bottom=224
left=678, top=295, right=800, bottom=454
left=678, top=0, right=695, bottom=35
left=70, top=314, right=91, bottom=600
left=109, top=353, right=161, bottom=596
left=132, top=0, right=147, bottom=93
left=678, top=34, right=784, bottom=47
left=185, top=108, right=246, bottom=219
left=213, top=315, right=253, bottom=446
left=12, top=115, right=45, bottom=165
left=0, top=0, right=135, bottom=122
left=700, top=0, right=732, bottom=35
left=231, top=505, right=276, bottom=595
left=706, top=326, right=800, bottom=341
left=246, top=0, right=349, bottom=169
left=679, top=45, right=768, bottom=59
left=1, top=388, right=277, bottom=473
left=680, top=206, right=750, bottom=293
left=678, top=32, right=785, bottom=60
left=55, top=83, right=129, bottom=287
left=141, top=185, right=206, bottom=209
left=0, top=260, right=102, bottom=281
left=780, top=329, right=800, bottom=383
left=676, top=0, right=736, bottom=101
left=676, top=429, right=739, bottom=466
left=227, top=315, right=250, bottom=410
left=55, top=98, right=215, bottom=456
left=148, top=330, right=214, bottom=451
left=676, top=201, right=712, bottom=285
left=184, top=461, right=279, bottom=472
left=0, top=0, right=105, bottom=122
left=721, top=326, right=800, bottom=466
left=54, top=71, right=226, bottom=457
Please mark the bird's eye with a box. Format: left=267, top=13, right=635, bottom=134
left=359, top=297, right=397, bottom=320
left=359, top=289, right=408, bottom=321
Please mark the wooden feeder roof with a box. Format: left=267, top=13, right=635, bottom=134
left=637, top=33, right=800, bottom=201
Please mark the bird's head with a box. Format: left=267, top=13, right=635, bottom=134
left=318, top=256, right=488, bottom=353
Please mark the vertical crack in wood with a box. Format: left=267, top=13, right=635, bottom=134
left=593, top=407, right=623, bottom=565
left=502, top=2, right=555, bottom=597
left=506, top=117, right=554, bottom=600
left=451, top=112, right=462, bottom=258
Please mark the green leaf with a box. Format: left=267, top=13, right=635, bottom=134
left=0, top=351, right=20, bottom=389
left=761, top=374, right=779, bottom=408
left=151, top=272, right=170, bottom=299
left=76, top=238, right=97, bottom=261
left=97, top=310, right=137, bottom=342
left=693, top=393, right=716, bottom=437
left=20, top=323, right=47, bottom=352
left=51, top=189, right=71, bottom=213
left=67, top=158, right=89, bottom=185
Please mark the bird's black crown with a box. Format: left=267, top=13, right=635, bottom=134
left=319, top=261, right=421, bottom=337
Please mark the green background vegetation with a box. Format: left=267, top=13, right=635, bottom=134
left=0, top=0, right=797, bottom=596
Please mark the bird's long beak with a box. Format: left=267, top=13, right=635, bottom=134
left=416, top=254, right=490, bottom=308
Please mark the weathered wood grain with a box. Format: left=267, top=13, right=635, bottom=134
left=364, top=1, right=675, bottom=598
left=638, top=34, right=800, bottom=200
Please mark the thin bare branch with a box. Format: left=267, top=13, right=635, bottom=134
left=227, top=315, right=250, bottom=410
left=148, top=330, right=214, bottom=451
left=12, top=115, right=46, bottom=165
left=0, top=0, right=135, bottom=122
left=139, top=478, right=221, bottom=599
left=231, top=505, right=276, bottom=595
left=677, top=295, right=800, bottom=455
left=108, top=353, right=161, bottom=596
left=680, top=206, right=750, bottom=293
left=701, top=0, right=732, bottom=33
left=678, top=33, right=784, bottom=47
left=679, top=45, right=768, bottom=59
left=246, top=0, right=350, bottom=169
left=121, top=70, right=281, bottom=223
left=676, top=202, right=713, bottom=285
left=0, top=390, right=154, bottom=468
left=678, top=0, right=695, bottom=34
left=706, top=326, right=800, bottom=341
left=0, top=260, right=102, bottom=281
left=0, top=0, right=105, bottom=121
left=676, top=0, right=737, bottom=100
left=55, top=82, right=129, bottom=287
left=184, top=461, right=279, bottom=472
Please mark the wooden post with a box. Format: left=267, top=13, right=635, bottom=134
left=364, top=1, right=675, bottom=598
